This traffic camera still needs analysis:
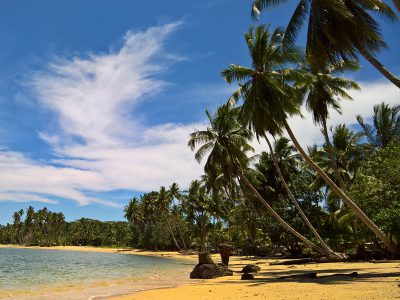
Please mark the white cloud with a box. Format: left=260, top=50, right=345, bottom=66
left=0, top=22, right=203, bottom=206
left=33, top=23, right=182, bottom=147
left=0, top=150, right=116, bottom=206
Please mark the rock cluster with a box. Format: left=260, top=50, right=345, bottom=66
left=190, top=252, right=233, bottom=279
left=240, top=264, right=260, bottom=280
left=190, top=263, right=233, bottom=279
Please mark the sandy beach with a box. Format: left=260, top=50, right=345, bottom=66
left=108, top=258, right=400, bottom=300
left=1, top=245, right=399, bottom=299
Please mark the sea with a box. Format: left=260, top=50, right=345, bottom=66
left=0, top=247, right=192, bottom=300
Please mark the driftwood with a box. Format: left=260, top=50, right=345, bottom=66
left=270, top=258, right=313, bottom=265
left=269, top=257, right=336, bottom=266
left=370, top=260, right=400, bottom=264
left=319, top=271, right=358, bottom=278
left=277, top=272, right=317, bottom=279
left=277, top=271, right=358, bottom=280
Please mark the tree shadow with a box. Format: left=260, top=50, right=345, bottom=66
left=215, top=266, right=400, bottom=286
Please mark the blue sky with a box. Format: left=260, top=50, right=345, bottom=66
left=0, top=0, right=399, bottom=224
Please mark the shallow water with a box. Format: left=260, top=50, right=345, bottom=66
left=0, top=248, right=191, bottom=299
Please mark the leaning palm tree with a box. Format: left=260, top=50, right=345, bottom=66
left=188, top=104, right=327, bottom=255
left=251, top=0, right=400, bottom=88
left=222, top=25, right=399, bottom=254
left=265, top=136, right=340, bottom=257
left=357, top=102, right=400, bottom=148
left=298, top=61, right=360, bottom=189
left=222, top=26, right=339, bottom=257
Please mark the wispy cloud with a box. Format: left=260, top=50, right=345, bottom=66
left=0, top=22, right=203, bottom=206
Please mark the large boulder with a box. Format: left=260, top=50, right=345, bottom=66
left=241, top=264, right=261, bottom=273
left=190, top=263, right=233, bottom=279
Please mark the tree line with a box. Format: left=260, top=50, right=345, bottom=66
left=0, top=207, right=132, bottom=247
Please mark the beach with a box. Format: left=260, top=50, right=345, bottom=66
left=108, top=257, right=400, bottom=300
left=1, top=245, right=399, bottom=300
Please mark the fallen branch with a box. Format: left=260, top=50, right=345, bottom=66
left=277, top=272, right=317, bottom=279
left=277, top=271, right=358, bottom=280
left=269, top=257, right=338, bottom=266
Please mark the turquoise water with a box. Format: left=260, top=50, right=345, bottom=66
left=0, top=248, right=189, bottom=298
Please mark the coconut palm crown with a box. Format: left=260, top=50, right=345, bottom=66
left=221, top=25, right=304, bottom=139
left=251, top=0, right=399, bottom=88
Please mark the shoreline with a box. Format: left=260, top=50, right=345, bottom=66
left=0, top=244, right=199, bottom=261
left=1, top=245, right=399, bottom=299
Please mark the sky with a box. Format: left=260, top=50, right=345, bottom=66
left=0, top=0, right=399, bottom=224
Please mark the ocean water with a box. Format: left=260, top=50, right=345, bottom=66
left=0, top=248, right=191, bottom=299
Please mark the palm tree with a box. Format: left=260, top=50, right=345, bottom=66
left=264, top=136, right=339, bottom=257
left=331, top=124, right=365, bottom=177
left=169, top=183, right=188, bottom=250
left=298, top=61, right=360, bottom=189
left=188, top=104, right=327, bottom=254
left=309, top=124, right=365, bottom=210
left=124, top=197, right=143, bottom=227
left=357, top=102, right=400, bottom=148
left=223, top=25, right=399, bottom=254
left=158, top=186, right=181, bottom=250
left=251, top=0, right=400, bottom=88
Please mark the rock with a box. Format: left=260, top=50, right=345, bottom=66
left=241, top=264, right=261, bottom=273
left=190, top=263, right=233, bottom=279
left=241, top=273, right=255, bottom=280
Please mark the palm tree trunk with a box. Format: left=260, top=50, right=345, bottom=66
left=283, top=119, right=399, bottom=254
left=177, top=223, right=187, bottom=250
left=236, top=168, right=326, bottom=254
left=321, top=119, right=346, bottom=189
left=264, top=135, right=340, bottom=258
left=164, top=215, right=181, bottom=251
left=173, top=201, right=188, bottom=250
left=358, top=48, right=400, bottom=88
left=393, top=0, right=400, bottom=13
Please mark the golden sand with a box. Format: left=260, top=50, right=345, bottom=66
left=109, top=257, right=400, bottom=300
left=1, top=245, right=399, bottom=299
